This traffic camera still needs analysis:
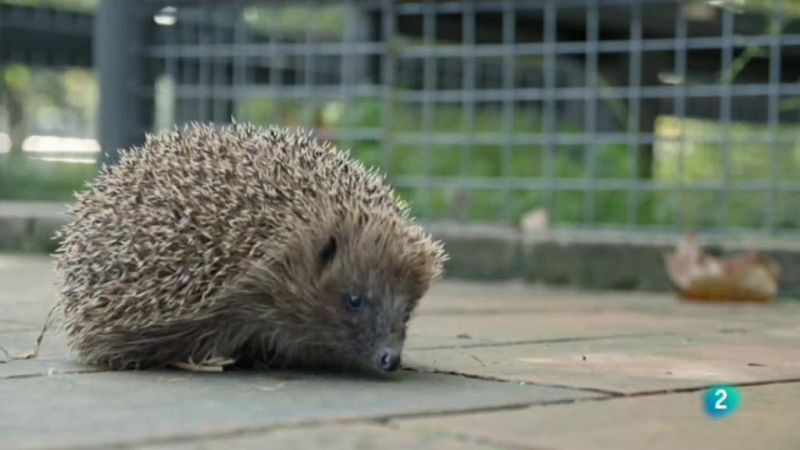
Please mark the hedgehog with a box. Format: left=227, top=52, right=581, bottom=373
left=54, top=123, right=446, bottom=374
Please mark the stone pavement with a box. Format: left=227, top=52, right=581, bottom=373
left=1, top=255, right=799, bottom=450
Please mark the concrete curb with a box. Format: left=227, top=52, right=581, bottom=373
left=426, top=223, right=800, bottom=297
left=425, top=224, right=674, bottom=289
left=1, top=203, right=798, bottom=296
left=0, top=202, right=67, bottom=254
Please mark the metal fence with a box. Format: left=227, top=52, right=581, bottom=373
left=100, top=0, right=800, bottom=234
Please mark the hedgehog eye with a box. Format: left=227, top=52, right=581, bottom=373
left=343, top=293, right=364, bottom=311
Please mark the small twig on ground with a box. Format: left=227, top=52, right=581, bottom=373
left=0, top=345, right=13, bottom=362
left=468, top=353, right=487, bottom=367
left=0, top=302, right=57, bottom=362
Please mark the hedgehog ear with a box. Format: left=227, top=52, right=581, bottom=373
left=318, top=236, right=337, bottom=271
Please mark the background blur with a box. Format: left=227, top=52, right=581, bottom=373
left=1, top=0, right=799, bottom=235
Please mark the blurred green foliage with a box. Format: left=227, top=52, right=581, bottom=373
left=0, top=0, right=96, bottom=11
left=3, top=72, right=799, bottom=231
left=1, top=65, right=98, bottom=135
left=243, top=4, right=344, bottom=39
left=236, top=97, right=800, bottom=230
left=0, top=65, right=98, bottom=201
left=0, top=157, right=94, bottom=201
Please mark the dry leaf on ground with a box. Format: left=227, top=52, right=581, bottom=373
left=664, top=233, right=779, bottom=303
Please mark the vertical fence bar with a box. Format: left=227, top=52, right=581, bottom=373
left=627, top=1, right=642, bottom=228
left=304, top=0, right=316, bottom=130
left=339, top=0, right=357, bottom=149
left=381, top=0, right=395, bottom=172
left=197, top=7, right=210, bottom=121
left=501, top=0, right=516, bottom=224
left=421, top=0, right=436, bottom=220
left=244, top=7, right=254, bottom=97
left=461, top=0, right=476, bottom=222
left=674, top=2, right=688, bottom=230
left=543, top=0, right=557, bottom=218
left=341, top=0, right=365, bottom=153
left=766, top=0, right=783, bottom=233
left=211, top=5, right=226, bottom=123
left=164, top=8, right=179, bottom=130
left=719, top=7, right=734, bottom=233
left=178, top=2, right=194, bottom=126
left=231, top=4, right=250, bottom=120
left=96, top=0, right=153, bottom=165
left=268, top=0, right=281, bottom=124
left=583, top=0, right=599, bottom=225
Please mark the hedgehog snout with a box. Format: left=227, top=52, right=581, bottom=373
left=376, top=346, right=402, bottom=373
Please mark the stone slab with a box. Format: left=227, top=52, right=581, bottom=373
left=0, top=255, right=57, bottom=326
left=0, top=321, right=38, bottom=333
left=406, top=332, right=800, bottom=394
left=0, top=369, right=596, bottom=450
left=0, top=330, right=67, bottom=357
left=419, top=281, right=800, bottom=327
left=409, top=281, right=800, bottom=351
left=396, top=382, right=800, bottom=450
left=408, top=310, right=734, bottom=350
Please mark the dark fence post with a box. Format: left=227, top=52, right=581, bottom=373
left=95, top=0, right=153, bottom=166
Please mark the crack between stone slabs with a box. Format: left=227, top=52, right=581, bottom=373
left=53, top=399, right=575, bottom=450
left=409, top=331, right=673, bottom=351
left=369, top=378, right=800, bottom=450
left=47, top=370, right=800, bottom=449
left=602, top=376, right=800, bottom=399
left=47, top=375, right=597, bottom=450
left=403, top=364, right=800, bottom=400
left=402, top=366, right=621, bottom=397
left=18, top=364, right=800, bottom=448
left=466, top=376, right=800, bottom=410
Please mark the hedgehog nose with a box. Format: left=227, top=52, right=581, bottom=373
left=378, top=349, right=401, bottom=372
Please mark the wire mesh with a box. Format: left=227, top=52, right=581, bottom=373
left=137, top=0, right=800, bottom=234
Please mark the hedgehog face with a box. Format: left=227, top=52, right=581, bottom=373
left=309, top=231, right=422, bottom=374
left=253, top=216, right=442, bottom=375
